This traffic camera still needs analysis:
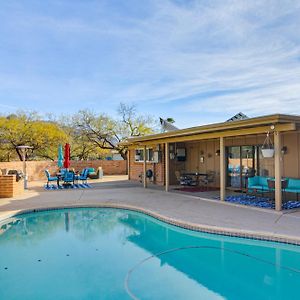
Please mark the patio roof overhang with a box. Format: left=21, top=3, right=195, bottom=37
left=120, top=114, right=299, bottom=147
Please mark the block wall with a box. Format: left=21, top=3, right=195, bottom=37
left=0, top=160, right=127, bottom=181
left=0, top=175, right=24, bottom=198
left=128, top=144, right=165, bottom=186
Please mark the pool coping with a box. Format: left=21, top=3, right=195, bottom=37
left=1, top=203, right=300, bottom=246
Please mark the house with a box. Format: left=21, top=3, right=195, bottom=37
left=121, top=114, right=300, bottom=211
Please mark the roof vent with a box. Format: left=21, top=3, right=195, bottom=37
left=226, top=112, right=249, bottom=122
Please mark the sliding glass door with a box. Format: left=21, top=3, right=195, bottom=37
left=227, top=146, right=258, bottom=189
left=227, top=146, right=241, bottom=188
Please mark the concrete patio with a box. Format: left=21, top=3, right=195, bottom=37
left=1, top=175, right=300, bottom=245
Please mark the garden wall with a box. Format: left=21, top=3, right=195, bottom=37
left=0, top=160, right=127, bottom=181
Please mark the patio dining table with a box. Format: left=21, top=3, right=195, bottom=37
left=182, top=172, right=208, bottom=178
left=181, top=172, right=208, bottom=185
left=267, top=178, right=289, bottom=201
left=56, top=171, right=79, bottom=186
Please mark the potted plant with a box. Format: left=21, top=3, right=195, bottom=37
left=261, top=132, right=275, bottom=158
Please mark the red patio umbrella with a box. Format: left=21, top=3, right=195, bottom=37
left=63, top=143, right=71, bottom=169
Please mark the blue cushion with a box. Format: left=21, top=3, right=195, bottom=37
left=287, top=178, right=300, bottom=189
left=248, top=176, right=258, bottom=187
left=258, top=176, right=269, bottom=188
left=248, top=176, right=269, bottom=188
left=285, top=188, right=300, bottom=193
left=64, top=172, right=74, bottom=182
left=248, top=185, right=267, bottom=191
left=248, top=176, right=271, bottom=191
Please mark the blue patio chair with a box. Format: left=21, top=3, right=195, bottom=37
left=45, top=170, right=58, bottom=187
left=63, top=171, right=75, bottom=185
left=60, top=168, right=67, bottom=177
left=75, top=168, right=89, bottom=184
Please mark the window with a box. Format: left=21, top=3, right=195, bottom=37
left=134, top=148, right=159, bottom=163
left=147, top=149, right=154, bottom=161
left=135, top=149, right=144, bottom=162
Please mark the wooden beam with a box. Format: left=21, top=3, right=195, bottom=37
left=135, top=123, right=296, bottom=146
left=143, top=145, right=147, bottom=188
left=165, top=143, right=169, bottom=192
left=220, top=137, right=226, bottom=201
left=124, top=114, right=300, bottom=145
left=274, top=132, right=282, bottom=211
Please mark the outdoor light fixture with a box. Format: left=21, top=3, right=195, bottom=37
left=16, top=145, right=33, bottom=189
left=281, top=146, right=288, bottom=155
left=169, top=153, right=176, bottom=160
left=215, top=150, right=220, bottom=156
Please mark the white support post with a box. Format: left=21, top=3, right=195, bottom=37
left=143, top=145, right=147, bottom=188
left=274, top=131, right=282, bottom=211
left=127, top=150, right=130, bottom=180
left=165, top=143, right=169, bottom=192
left=220, top=137, right=226, bottom=201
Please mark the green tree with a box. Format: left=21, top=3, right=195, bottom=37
left=166, top=117, right=175, bottom=123
left=0, top=112, right=68, bottom=161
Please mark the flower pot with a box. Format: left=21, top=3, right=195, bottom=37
left=261, top=148, right=275, bottom=158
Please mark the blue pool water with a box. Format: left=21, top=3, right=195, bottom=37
left=0, top=208, right=300, bottom=300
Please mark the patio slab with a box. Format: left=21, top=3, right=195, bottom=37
left=1, top=176, right=300, bottom=245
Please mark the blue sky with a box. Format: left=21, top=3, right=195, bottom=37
left=1, top=0, right=300, bottom=128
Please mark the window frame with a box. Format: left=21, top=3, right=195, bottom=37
left=134, top=148, right=159, bottom=163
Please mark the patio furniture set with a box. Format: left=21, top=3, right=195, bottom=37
left=175, top=171, right=216, bottom=190
left=175, top=171, right=300, bottom=202
left=247, top=176, right=300, bottom=200
left=45, top=168, right=89, bottom=187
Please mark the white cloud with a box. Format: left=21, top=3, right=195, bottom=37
left=1, top=0, right=300, bottom=121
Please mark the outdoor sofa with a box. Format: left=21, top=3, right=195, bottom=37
left=285, top=178, right=300, bottom=200
left=248, top=175, right=300, bottom=200
left=87, top=167, right=103, bottom=179
left=247, top=176, right=269, bottom=195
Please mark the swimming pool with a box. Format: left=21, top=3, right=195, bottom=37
left=0, top=208, right=299, bottom=299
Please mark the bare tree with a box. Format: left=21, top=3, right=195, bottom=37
left=73, top=103, right=157, bottom=160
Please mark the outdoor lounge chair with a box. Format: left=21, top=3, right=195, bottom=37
left=45, top=170, right=58, bottom=187
left=88, top=167, right=103, bottom=179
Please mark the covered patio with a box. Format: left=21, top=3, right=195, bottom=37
left=124, top=114, right=300, bottom=211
